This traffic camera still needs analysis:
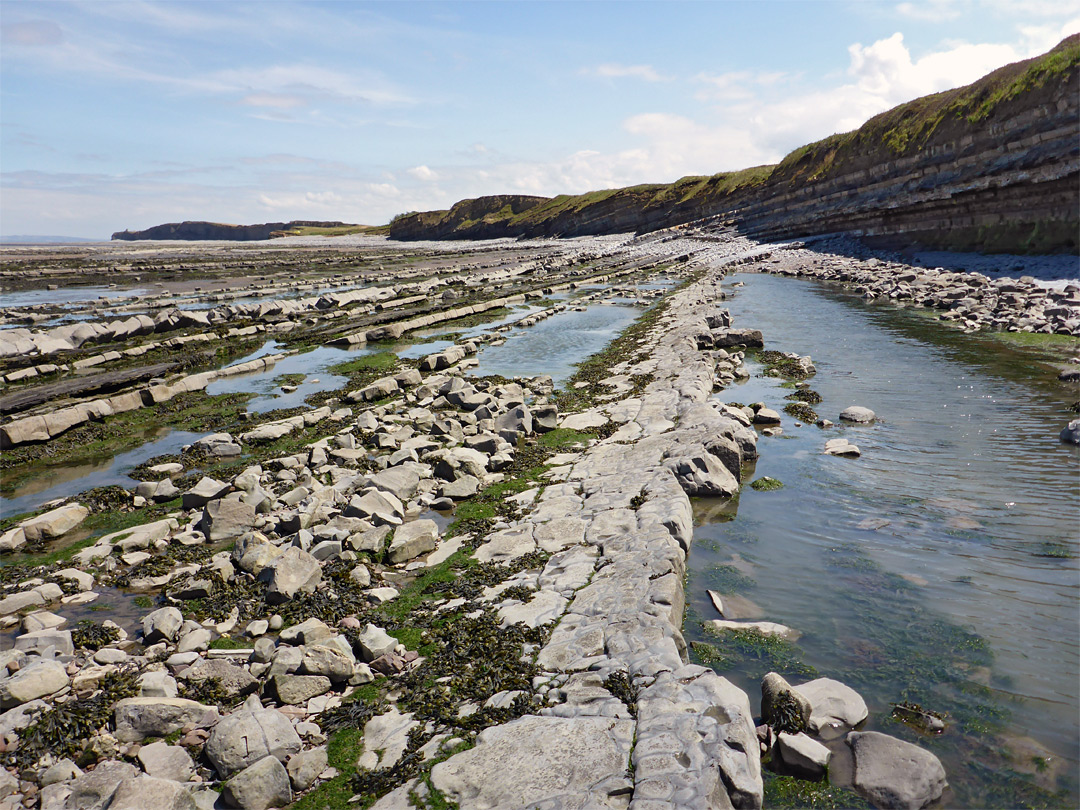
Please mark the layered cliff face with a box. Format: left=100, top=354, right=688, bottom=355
left=111, top=220, right=359, bottom=241
left=388, top=194, right=549, bottom=240
left=390, top=35, right=1079, bottom=254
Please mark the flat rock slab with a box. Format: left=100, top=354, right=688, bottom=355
left=0, top=361, right=177, bottom=413
left=431, top=715, right=634, bottom=809
left=848, top=730, right=947, bottom=810
left=839, top=406, right=876, bottom=423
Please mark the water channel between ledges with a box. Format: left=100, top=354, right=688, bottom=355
left=684, top=271, right=1079, bottom=807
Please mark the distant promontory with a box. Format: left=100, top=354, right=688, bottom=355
left=111, top=221, right=384, bottom=242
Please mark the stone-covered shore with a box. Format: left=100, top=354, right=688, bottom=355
left=1, top=230, right=1076, bottom=810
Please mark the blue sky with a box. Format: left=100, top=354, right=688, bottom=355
left=2, top=0, right=1078, bottom=238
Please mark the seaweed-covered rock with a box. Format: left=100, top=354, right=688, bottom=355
left=761, top=672, right=812, bottom=734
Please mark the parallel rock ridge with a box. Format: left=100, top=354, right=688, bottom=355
left=390, top=35, right=1079, bottom=254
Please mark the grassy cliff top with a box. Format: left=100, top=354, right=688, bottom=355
left=389, top=35, right=1078, bottom=241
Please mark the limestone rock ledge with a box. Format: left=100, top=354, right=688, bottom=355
left=387, top=274, right=763, bottom=809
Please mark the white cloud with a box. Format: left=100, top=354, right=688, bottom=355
left=214, top=65, right=414, bottom=106
left=407, top=165, right=438, bottom=181
left=585, top=63, right=667, bottom=82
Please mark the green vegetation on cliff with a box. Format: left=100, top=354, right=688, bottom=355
left=389, top=35, right=1078, bottom=253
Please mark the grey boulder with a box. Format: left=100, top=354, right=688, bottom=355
left=114, top=697, right=220, bottom=742
left=142, top=606, right=184, bottom=644
left=105, top=775, right=196, bottom=810
left=206, top=707, right=302, bottom=778
left=0, top=659, right=69, bottom=708
left=794, top=677, right=868, bottom=736
left=202, top=499, right=256, bottom=541
left=222, top=755, right=293, bottom=810
left=137, top=740, right=195, bottom=782
left=387, top=519, right=438, bottom=564
left=260, top=546, right=322, bottom=603
left=847, top=730, right=947, bottom=810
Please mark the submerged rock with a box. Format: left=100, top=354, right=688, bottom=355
left=839, top=405, right=876, bottom=423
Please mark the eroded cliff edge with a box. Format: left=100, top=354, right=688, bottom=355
left=391, top=35, right=1079, bottom=254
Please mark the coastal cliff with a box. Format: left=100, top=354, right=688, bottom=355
left=391, top=35, right=1079, bottom=253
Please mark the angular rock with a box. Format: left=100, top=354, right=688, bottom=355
left=202, top=499, right=256, bottom=542
left=143, top=606, right=184, bottom=644
left=271, top=673, right=331, bottom=705
left=824, top=438, right=861, bottom=457
left=776, top=731, right=831, bottom=780
left=839, top=406, right=876, bottom=423
left=114, top=697, right=220, bottom=742
left=847, top=730, right=947, bottom=810
left=13, top=628, right=74, bottom=656
left=287, top=746, right=328, bottom=792
left=279, top=617, right=333, bottom=647
left=222, top=755, right=292, bottom=810
left=137, top=741, right=196, bottom=782
left=0, top=659, right=69, bottom=708
left=300, top=645, right=355, bottom=682
left=367, top=466, right=421, bottom=501
left=19, top=503, right=89, bottom=542
left=260, top=546, right=322, bottom=603
left=66, top=760, right=138, bottom=810
left=107, top=775, right=196, bottom=809
left=387, top=519, right=439, bottom=564
left=184, top=658, right=258, bottom=697
left=794, top=677, right=868, bottom=735
left=358, top=623, right=397, bottom=662
left=182, top=476, right=231, bottom=510
left=346, top=488, right=404, bottom=525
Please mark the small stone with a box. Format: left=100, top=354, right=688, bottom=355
left=287, top=746, right=328, bottom=791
